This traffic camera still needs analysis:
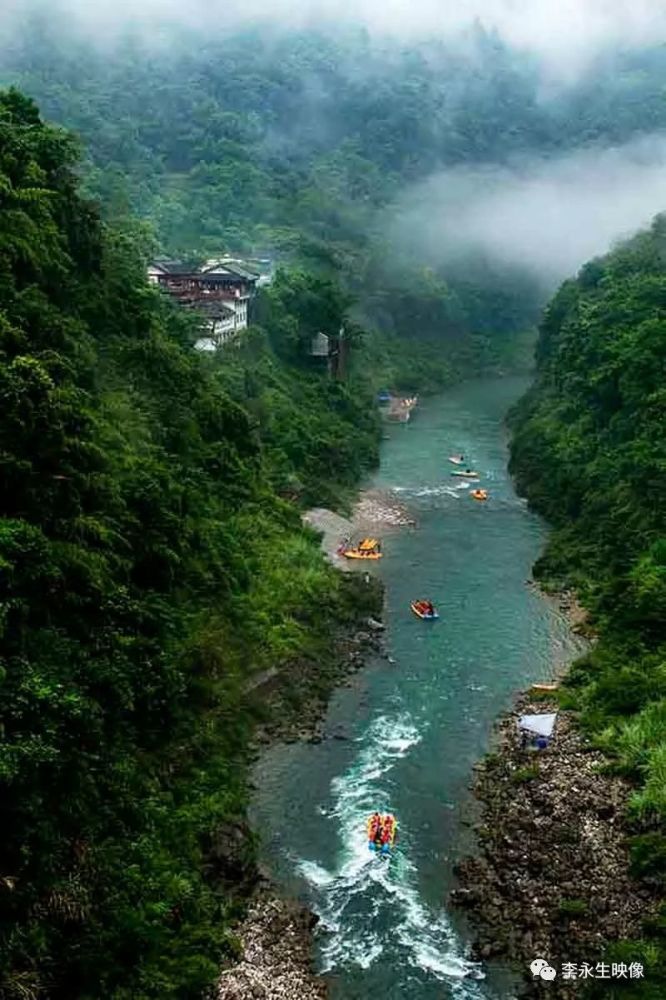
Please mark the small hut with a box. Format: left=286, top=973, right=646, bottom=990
left=310, top=331, right=330, bottom=357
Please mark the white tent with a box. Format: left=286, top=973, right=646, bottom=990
left=517, top=713, right=558, bottom=738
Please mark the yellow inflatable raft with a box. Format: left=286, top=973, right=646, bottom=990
left=341, top=537, right=382, bottom=560
left=366, top=813, right=398, bottom=854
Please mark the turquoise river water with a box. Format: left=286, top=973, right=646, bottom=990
left=251, top=377, right=582, bottom=999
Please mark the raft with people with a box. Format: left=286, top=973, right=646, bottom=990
left=366, top=812, right=398, bottom=854
left=470, top=488, right=488, bottom=501
left=339, top=537, right=382, bottom=560
left=411, top=600, right=439, bottom=620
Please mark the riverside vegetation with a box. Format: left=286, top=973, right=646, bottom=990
left=0, top=90, right=380, bottom=999
left=509, top=216, right=666, bottom=996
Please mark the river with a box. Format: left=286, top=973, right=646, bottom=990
left=250, top=377, right=581, bottom=999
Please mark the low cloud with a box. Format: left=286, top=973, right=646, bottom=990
left=389, top=134, right=666, bottom=287
left=2, top=1, right=666, bottom=81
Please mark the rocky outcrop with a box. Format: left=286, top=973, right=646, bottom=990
left=252, top=602, right=386, bottom=748
left=217, top=896, right=326, bottom=999
left=205, top=819, right=259, bottom=895
left=452, top=695, right=659, bottom=997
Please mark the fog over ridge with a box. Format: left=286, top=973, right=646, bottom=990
left=3, top=1, right=666, bottom=289
left=390, top=133, right=666, bottom=287
left=2, top=0, right=666, bottom=80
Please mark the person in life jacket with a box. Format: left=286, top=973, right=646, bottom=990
left=369, top=812, right=382, bottom=844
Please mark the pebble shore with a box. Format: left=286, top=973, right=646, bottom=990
left=217, top=897, right=326, bottom=1000
left=303, top=489, right=415, bottom=573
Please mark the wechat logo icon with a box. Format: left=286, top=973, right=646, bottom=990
left=530, top=958, right=557, bottom=981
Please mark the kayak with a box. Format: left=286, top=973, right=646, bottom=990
left=411, top=601, right=439, bottom=620
left=448, top=455, right=465, bottom=465
left=451, top=470, right=479, bottom=479
left=366, top=813, right=398, bottom=854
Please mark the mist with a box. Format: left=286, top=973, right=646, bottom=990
left=3, top=0, right=666, bottom=291
left=389, top=134, right=666, bottom=289
left=2, top=0, right=666, bottom=82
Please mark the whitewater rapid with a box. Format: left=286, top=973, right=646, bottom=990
left=296, top=713, right=485, bottom=991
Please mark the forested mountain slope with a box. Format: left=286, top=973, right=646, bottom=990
left=5, top=22, right=666, bottom=375
left=6, top=23, right=666, bottom=247
left=0, top=23, right=546, bottom=370
left=510, top=217, right=666, bottom=992
left=0, top=89, right=378, bottom=999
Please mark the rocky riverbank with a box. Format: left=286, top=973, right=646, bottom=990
left=252, top=602, right=387, bottom=747
left=351, top=488, right=416, bottom=530
left=527, top=580, right=593, bottom=639
left=217, top=894, right=326, bottom=1000
left=452, top=692, right=659, bottom=997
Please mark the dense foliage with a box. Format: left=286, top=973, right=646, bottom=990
left=209, top=269, right=380, bottom=507
left=0, top=90, right=378, bottom=999
left=510, top=217, right=666, bottom=995
left=4, top=21, right=666, bottom=370
left=2, top=19, right=610, bottom=378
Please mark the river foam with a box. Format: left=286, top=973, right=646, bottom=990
left=393, top=483, right=465, bottom=499
left=295, top=713, right=484, bottom=987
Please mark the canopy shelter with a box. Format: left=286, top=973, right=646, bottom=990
left=517, top=713, right=558, bottom=738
